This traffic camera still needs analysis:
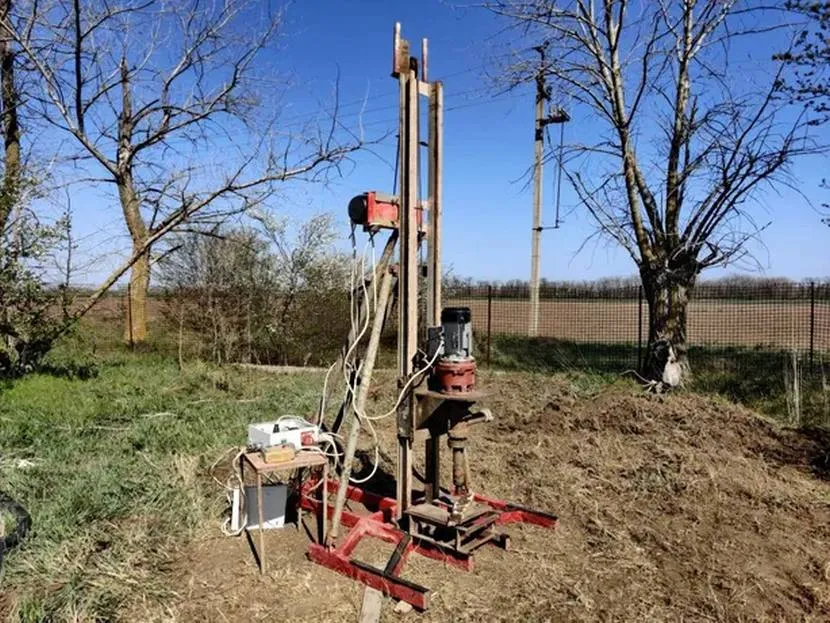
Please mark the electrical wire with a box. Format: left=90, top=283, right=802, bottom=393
left=209, top=446, right=247, bottom=537
left=341, top=239, right=375, bottom=371
left=317, top=360, right=339, bottom=426
left=392, top=132, right=400, bottom=193
left=349, top=341, right=444, bottom=422
left=260, top=79, right=527, bottom=133
left=316, top=233, right=374, bottom=429
left=313, top=233, right=384, bottom=485
left=554, top=121, right=565, bottom=227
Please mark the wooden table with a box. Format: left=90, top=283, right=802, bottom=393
left=239, top=450, right=328, bottom=574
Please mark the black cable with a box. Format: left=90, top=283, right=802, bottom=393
left=392, top=132, right=400, bottom=194
left=555, top=121, right=565, bottom=227
left=0, top=491, right=31, bottom=571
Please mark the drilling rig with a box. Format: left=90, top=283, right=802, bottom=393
left=299, top=23, right=558, bottom=611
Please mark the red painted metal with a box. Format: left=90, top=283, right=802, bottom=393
left=308, top=542, right=431, bottom=610
left=365, top=192, right=401, bottom=230
left=473, top=492, right=559, bottom=528
left=434, top=358, right=477, bottom=393
left=300, top=479, right=556, bottom=610
left=348, top=191, right=424, bottom=232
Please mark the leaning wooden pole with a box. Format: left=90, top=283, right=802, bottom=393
left=324, top=233, right=398, bottom=433
left=328, top=236, right=397, bottom=544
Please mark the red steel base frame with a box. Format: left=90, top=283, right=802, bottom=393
left=300, top=480, right=557, bottom=611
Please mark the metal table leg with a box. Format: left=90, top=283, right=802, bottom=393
left=257, top=472, right=265, bottom=574
left=297, top=469, right=303, bottom=532
left=322, top=462, right=328, bottom=544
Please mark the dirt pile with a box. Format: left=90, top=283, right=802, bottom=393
left=468, top=374, right=830, bottom=621
left=162, top=372, right=830, bottom=622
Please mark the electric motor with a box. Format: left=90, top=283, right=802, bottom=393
left=440, top=307, right=473, bottom=360
left=434, top=307, right=477, bottom=394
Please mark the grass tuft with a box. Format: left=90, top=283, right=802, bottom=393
left=0, top=348, right=324, bottom=620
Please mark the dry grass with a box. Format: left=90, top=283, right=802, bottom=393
left=158, top=370, right=830, bottom=622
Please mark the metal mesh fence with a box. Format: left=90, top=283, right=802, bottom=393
left=446, top=282, right=830, bottom=375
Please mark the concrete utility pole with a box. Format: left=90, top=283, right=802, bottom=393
left=529, top=46, right=569, bottom=338
left=529, top=47, right=547, bottom=338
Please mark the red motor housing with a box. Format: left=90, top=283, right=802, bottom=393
left=348, top=191, right=424, bottom=232
left=434, top=358, right=477, bottom=394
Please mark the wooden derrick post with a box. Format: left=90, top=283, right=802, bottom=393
left=396, top=51, right=419, bottom=520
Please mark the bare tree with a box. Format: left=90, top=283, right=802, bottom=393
left=485, top=0, right=817, bottom=381
left=0, top=0, right=68, bottom=374
left=0, top=0, right=19, bottom=232
left=774, top=1, right=830, bottom=226
left=159, top=214, right=350, bottom=366
left=4, top=0, right=366, bottom=344
left=774, top=1, right=830, bottom=124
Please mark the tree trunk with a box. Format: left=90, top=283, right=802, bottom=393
left=124, top=240, right=150, bottom=345
left=0, top=0, right=20, bottom=369
left=117, top=58, right=151, bottom=345
left=0, top=0, right=20, bottom=234
left=118, top=178, right=150, bottom=344
left=641, top=267, right=696, bottom=384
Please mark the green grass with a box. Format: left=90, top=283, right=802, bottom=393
left=0, top=343, right=325, bottom=621
left=689, top=346, right=830, bottom=428
left=486, top=334, right=641, bottom=374
left=1, top=319, right=826, bottom=620
left=485, top=334, right=830, bottom=427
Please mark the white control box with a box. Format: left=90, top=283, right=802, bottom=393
left=247, top=417, right=319, bottom=450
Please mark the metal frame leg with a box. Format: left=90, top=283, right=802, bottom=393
left=424, top=435, right=440, bottom=502
left=257, top=473, right=265, bottom=573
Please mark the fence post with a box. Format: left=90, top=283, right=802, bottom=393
left=487, top=285, right=493, bottom=369
left=809, top=281, right=815, bottom=372
left=127, top=281, right=134, bottom=348
left=637, top=285, right=644, bottom=372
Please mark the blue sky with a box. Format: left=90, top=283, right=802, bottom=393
left=67, top=0, right=829, bottom=285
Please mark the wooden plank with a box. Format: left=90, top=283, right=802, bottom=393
left=360, top=588, right=383, bottom=623
left=396, top=66, right=419, bottom=520
left=426, top=81, right=443, bottom=327
left=243, top=450, right=326, bottom=474
left=405, top=503, right=450, bottom=525
left=455, top=510, right=499, bottom=533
